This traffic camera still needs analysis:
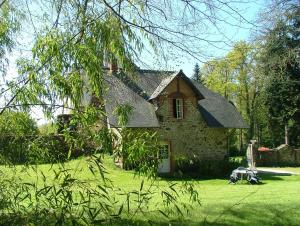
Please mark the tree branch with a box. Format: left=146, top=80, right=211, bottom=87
left=0, top=0, right=7, bottom=9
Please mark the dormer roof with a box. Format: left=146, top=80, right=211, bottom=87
left=149, top=70, right=204, bottom=100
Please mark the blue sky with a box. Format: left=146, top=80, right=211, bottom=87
left=3, top=0, right=267, bottom=124
left=147, top=0, right=266, bottom=77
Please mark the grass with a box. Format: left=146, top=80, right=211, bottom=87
left=1, top=156, right=300, bottom=225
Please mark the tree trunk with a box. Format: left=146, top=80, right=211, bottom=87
left=285, top=124, right=289, bottom=145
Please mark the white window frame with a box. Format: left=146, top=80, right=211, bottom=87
left=175, top=98, right=183, bottom=119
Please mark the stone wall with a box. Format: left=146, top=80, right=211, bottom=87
left=154, top=77, right=228, bottom=171
left=254, top=144, right=300, bottom=166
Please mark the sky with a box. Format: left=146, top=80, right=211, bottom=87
left=2, top=0, right=267, bottom=125
left=135, top=0, right=266, bottom=76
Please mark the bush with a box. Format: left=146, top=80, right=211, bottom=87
left=38, top=123, right=57, bottom=135
left=0, top=135, right=69, bottom=164
left=26, top=136, right=68, bottom=164
left=175, top=156, right=246, bottom=178
left=0, top=111, right=88, bottom=164
left=119, top=129, right=159, bottom=176
left=0, top=136, right=29, bottom=164
left=0, top=111, right=38, bottom=136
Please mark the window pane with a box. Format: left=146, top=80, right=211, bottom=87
left=173, top=99, right=177, bottom=117
left=159, top=145, right=169, bottom=159
left=173, top=98, right=183, bottom=119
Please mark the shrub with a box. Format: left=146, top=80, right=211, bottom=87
left=0, top=111, right=38, bottom=136
left=119, top=129, right=159, bottom=176
left=26, top=136, right=68, bottom=164
left=0, top=135, right=69, bottom=164
left=176, top=156, right=245, bottom=178
left=38, top=122, right=57, bottom=135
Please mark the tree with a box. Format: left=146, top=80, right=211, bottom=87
left=0, top=110, right=37, bottom=136
left=258, top=1, right=300, bottom=146
left=0, top=111, right=39, bottom=163
left=192, top=63, right=202, bottom=83
left=0, top=0, right=20, bottom=74
left=202, top=58, right=237, bottom=101
left=202, top=41, right=271, bottom=149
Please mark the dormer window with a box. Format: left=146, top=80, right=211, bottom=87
left=173, top=98, right=183, bottom=119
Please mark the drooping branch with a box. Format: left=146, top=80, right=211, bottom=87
left=0, top=3, right=119, bottom=115
left=0, top=0, right=7, bottom=8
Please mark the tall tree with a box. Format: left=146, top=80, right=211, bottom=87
left=202, top=58, right=236, bottom=101
left=202, top=41, right=270, bottom=148
left=192, top=63, right=202, bottom=83
left=259, top=1, right=300, bottom=146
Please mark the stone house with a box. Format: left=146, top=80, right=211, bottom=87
left=102, top=67, right=248, bottom=174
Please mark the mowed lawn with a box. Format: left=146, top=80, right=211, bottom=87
left=1, top=156, right=300, bottom=226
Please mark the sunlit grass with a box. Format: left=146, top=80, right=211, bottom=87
left=1, top=156, right=300, bottom=225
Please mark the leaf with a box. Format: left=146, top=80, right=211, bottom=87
left=117, top=204, right=123, bottom=216
left=158, top=210, right=169, bottom=218
left=140, top=179, right=144, bottom=191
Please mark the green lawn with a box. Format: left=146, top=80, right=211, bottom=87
left=1, top=156, right=300, bottom=225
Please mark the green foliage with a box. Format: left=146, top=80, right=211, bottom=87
left=0, top=155, right=202, bottom=225
left=0, top=1, right=20, bottom=73
left=113, top=104, right=133, bottom=127
left=192, top=63, right=202, bottom=83
left=119, top=129, right=159, bottom=177
left=26, top=136, right=68, bottom=164
left=0, top=110, right=38, bottom=136
left=2, top=156, right=300, bottom=225
left=258, top=2, right=300, bottom=146
left=202, top=58, right=237, bottom=101
left=38, top=122, right=57, bottom=135
left=96, top=128, right=113, bottom=154
left=112, top=104, right=160, bottom=177
left=4, top=1, right=299, bottom=224
left=0, top=111, right=67, bottom=164
left=0, top=135, right=68, bottom=164
left=202, top=42, right=267, bottom=147
left=13, top=2, right=140, bottom=118
left=176, top=157, right=245, bottom=178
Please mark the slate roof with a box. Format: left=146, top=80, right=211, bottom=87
left=192, top=81, right=248, bottom=128
left=149, top=72, right=178, bottom=100
left=104, top=69, right=248, bottom=129
left=149, top=70, right=204, bottom=100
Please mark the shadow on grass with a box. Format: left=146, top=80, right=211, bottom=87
left=0, top=214, right=227, bottom=226
left=159, top=173, right=229, bottom=182
left=159, top=174, right=279, bottom=184
left=1, top=201, right=300, bottom=226
left=108, top=219, right=228, bottom=226
left=159, top=170, right=293, bottom=183
left=221, top=203, right=300, bottom=226
left=259, top=174, right=287, bottom=181
left=111, top=201, right=300, bottom=226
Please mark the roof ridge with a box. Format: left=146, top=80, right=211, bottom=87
left=137, top=69, right=176, bottom=74
left=149, top=70, right=204, bottom=100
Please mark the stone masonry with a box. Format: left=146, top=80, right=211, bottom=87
left=153, top=77, right=228, bottom=170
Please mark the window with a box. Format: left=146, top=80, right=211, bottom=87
left=158, top=144, right=169, bottom=159
left=173, top=98, right=183, bottom=119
